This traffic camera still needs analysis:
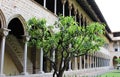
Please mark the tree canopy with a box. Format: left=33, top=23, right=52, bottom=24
left=27, top=16, right=106, bottom=77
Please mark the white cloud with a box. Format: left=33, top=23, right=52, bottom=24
left=95, top=0, right=120, bottom=32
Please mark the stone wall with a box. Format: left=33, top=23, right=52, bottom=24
left=0, top=0, right=57, bottom=75
left=1, top=0, right=57, bottom=28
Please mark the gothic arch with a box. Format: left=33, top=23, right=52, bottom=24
left=0, top=10, right=6, bottom=28
left=7, top=14, right=27, bottom=35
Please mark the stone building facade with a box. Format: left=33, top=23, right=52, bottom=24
left=0, top=0, right=117, bottom=77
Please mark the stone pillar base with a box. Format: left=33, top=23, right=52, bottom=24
left=68, top=69, right=72, bottom=71
left=21, top=72, right=29, bottom=75
left=38, top=71, right=44, bottom=74
left=51, top=69, right=54, bottom=73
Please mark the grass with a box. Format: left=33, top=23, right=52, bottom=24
left=100, top=70, right=120, bottom=77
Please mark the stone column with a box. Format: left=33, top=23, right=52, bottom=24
left=106, top=59, right=108, bottom=66
left=79, top=56, right=82, bottom=69
left=74, top=57, right=78, bottom=70
left=103, top=58, right=105, bottom=66
left=79, top=14, right=81, bottom=26
left=117, top=42, right=120, bottom=52
left=68, top=3, right=72, bottom=16
left=105, top=59, right=106, bottom=66
left=39, top=48, right=44, bottom=73
left=68, top=59, right=72, bottom=71
left=62, top=4, right=65, bottom=16
left=0, top=28, right=10, bottom=77
left=103, top=58, right=104, bottom=66
left=89, top=55, right=91, bottom=68
left=82, top=17, right=85, bottom=26
left=98, top=57, right=100, bottom=67
left=99, top=58, right=100, bottom=67
left=101, top=58, right=102, bottom=67
left=44, top=0, right=46, bottom=8
left=22, top=35, right=30, bottom=75
left=74, top=10, right=77, bottom=21
left=97, top=57, right=99, bottom=67
left=92, top=55, right=94, bottom=68
left=100, top=58, right=102, bottom=67
left=96, top=57, right=97, bottom=67
left=68, top=44, right=72, bottom=70
left=0, top=0, right=1, bottom=7
left=103, top=58, right=104, bottom=67
left=107, top=59, right=109, bottom=66
left=87, top=55, right=89, bottom=68
left=61, top=0, right=66, bottom=16
left=84, top=55, right=86, bottom=69
left=94, top=56, right=96, bottom=68
left=102, top=58, right=104, bottom=67
left=51, top=48, right=55, bottom=72
left=104, top=59, right=106, bottom=66
left=54, top=0, right=57, bottom=15
left=109, top=59, right=110, bottom=66
left=101, top=58, right=103, bottom=67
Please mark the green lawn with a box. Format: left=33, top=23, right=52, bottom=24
left=100, top=70, right=120, bottom=77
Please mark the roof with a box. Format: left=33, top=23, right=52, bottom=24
left=76, top=0, right=112, bottom=33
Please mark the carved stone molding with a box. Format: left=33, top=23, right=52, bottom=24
left=0, top=28, right=11, bottom=37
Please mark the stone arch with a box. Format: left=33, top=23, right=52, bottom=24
left=0, top=9, right=6, bottom=28
left=113, top=56, right=118, bottom=68
left=6, top=14, right=27, bottom=73
left=57, top=0, right=63, bottom=15
left=71, top=4, right=75, bottom=16
left=7, top=14, right=27, bottom=36
left=7, top=14, right=27, bottom=39
left=76, top=10, right=80, bottom=24
left=65, top=0, right=69, bottom=16
left=46, top=0, right=54, bottom=13
left=80, top=14, right=84, bottom=26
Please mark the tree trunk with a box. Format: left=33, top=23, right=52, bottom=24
left=57, top=74, right=63, bottom=77
left=57, top=72, right=64, bottom=77
left=53, top=70, right=64, bottom=77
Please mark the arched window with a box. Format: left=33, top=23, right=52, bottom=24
left=46, top=0, right=54, bottom=13
left=65, top=1, right=69, bottom=16
left=57, top=0, right=63, bottom=15
left=34, top=0, right=44, bottom=6
left=8, top=18, right=24, bottom=38
left=81, top=14, right=84, bottom=26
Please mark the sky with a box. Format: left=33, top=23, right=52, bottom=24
left=95, top=0, right=120, bottom=32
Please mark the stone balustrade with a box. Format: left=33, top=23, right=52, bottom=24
left=6, top=66, right=111, bottom=77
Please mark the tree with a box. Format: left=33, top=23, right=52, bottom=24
left=42, top=16, right=106, bottom=77
left=27, top=16, right=106, bottom=77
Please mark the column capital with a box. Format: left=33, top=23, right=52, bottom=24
left=78, top=13, right=82, bottom=18
left=68, top=3, right=72, bottom=10
left=61, top=0, right=66, bottom=4
left=22, top=35, right=30, bottom=42
left=0, top=28, right=11, bottom=37
left=74, top=10, right=77, bottom=15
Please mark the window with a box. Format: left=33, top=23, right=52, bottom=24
left=34, top=0, right=43, bottom=6
left=115, top=48, right=118, bottom=52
